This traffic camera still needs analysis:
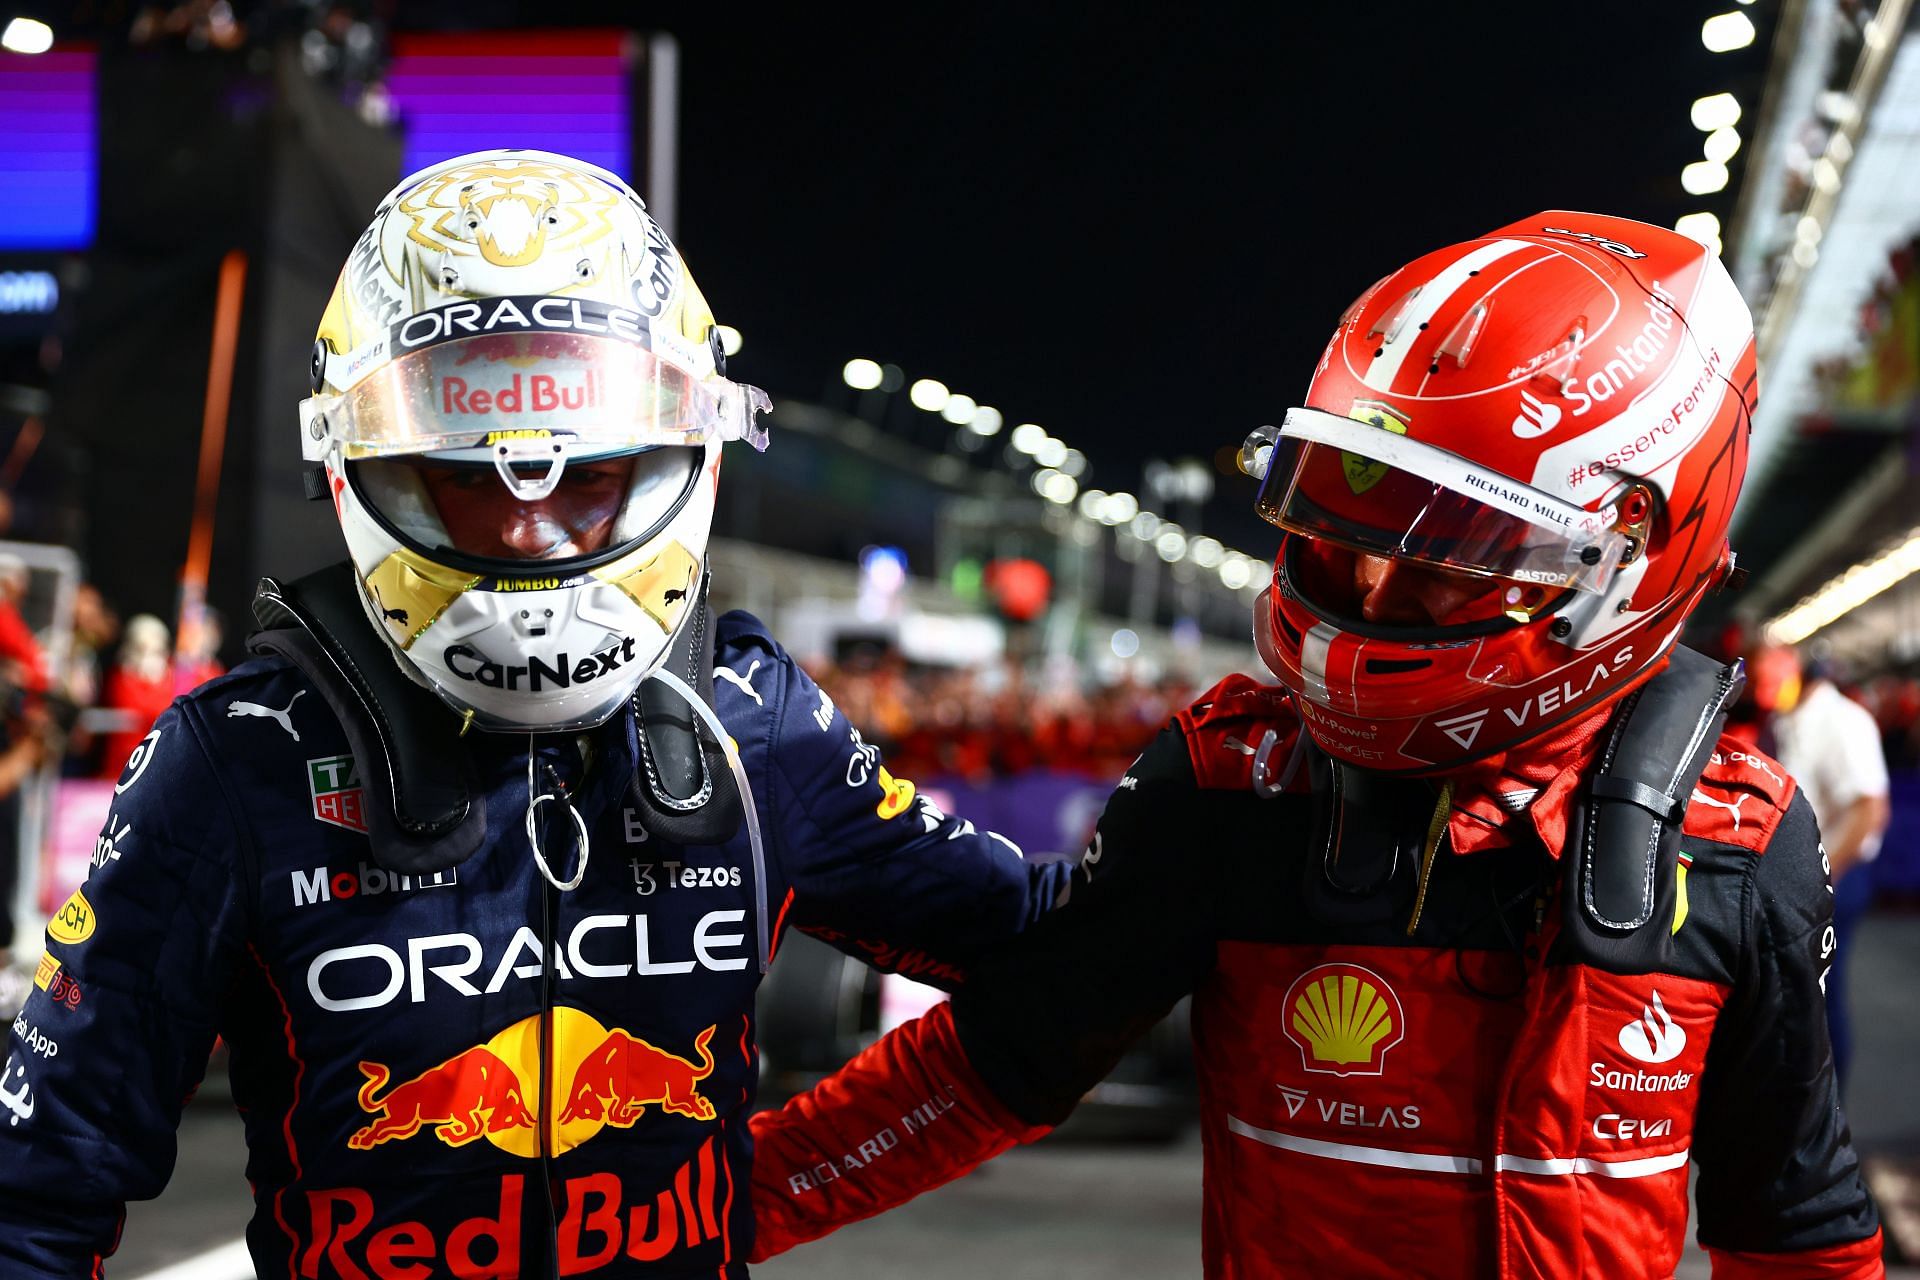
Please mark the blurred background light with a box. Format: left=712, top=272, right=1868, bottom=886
left=1702, top=126, right=1741, bottom=165
left=938, top=392, right=977, bottom=424
left=842, top=358, right=883, bottom=390
left=1681, top=160, right=1730, bottom=195
left=908, top=378, right=950, bottom=412
left=1, top=17, right=53, bottom=54
left=1010, top=423, right=1047, bottom=455
left=1690, top=92, right=1742, bottom=131
left=1041, top=471, right=1078, bottom=505
left=1700, top=10, right=1756, bottom=52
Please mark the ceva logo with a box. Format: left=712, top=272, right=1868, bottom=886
left=1511, top=388, right=1563, bottom=438
left=1618, top=991, right=1687, bottom=1065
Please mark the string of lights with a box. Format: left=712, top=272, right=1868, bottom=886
left=841, top=357, right=1269, bottom=597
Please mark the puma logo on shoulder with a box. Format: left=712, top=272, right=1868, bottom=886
left=715, top=660, right=763, bottom=706
left=1689, top=787, right=1748, bottom=831
left=227, top=689, right=307, bottom=741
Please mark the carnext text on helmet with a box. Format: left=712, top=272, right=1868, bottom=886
left=630, top=214, right=677, bottom=317
left=444, top=635, right=638, bottom=692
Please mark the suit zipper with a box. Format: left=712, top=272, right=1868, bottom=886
left=536, top=763, right=567, bottom=1280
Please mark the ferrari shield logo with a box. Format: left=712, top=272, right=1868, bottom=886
left=1342, top=402, right=1409, bottom=495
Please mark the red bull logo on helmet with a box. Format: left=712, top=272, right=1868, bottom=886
left=350, top=1008, right=715, bottom=1158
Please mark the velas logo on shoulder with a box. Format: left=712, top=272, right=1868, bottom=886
left=1282, top=963, right=1406, bottom=1077
left=309, top=755, right=368, bottom=833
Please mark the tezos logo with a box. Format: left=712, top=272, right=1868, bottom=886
left=291, top=860, right=458, bottom=908
left=1617, top=990, right=1686, bottom=1064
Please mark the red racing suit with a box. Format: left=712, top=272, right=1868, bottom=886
left=749, top=673, right=1885, bottom=1278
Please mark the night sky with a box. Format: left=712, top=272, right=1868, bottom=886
left=644, top=3, right=1773, bottom=548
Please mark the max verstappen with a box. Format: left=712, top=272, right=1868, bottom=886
left=748, top=213, right=1886, bottom=1277
left=0, top=151, right=1069, bottom=1278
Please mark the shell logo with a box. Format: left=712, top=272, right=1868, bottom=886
left=1281, top=963, right=1406, bottom=1077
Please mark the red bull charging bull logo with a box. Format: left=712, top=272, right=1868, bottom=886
left=351, top=1008, right=716, bottom=1157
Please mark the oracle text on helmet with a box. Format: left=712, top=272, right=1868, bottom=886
left=307, top=911, right=751, bottom=1012
left=393, top=296, right=655, bottom=352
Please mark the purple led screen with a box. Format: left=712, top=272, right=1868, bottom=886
left=387, top=31, right=631, bottom=184
left=0, top=48, right=96, bottom=249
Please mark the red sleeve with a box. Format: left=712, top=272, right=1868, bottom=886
left=1709, top=1229, right=1885, bottom=1278
left=0, top=605, right=47, bottom=692
left=748, top=1002, right=1049, bottom=1261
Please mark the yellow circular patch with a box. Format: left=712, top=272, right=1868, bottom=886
left=48, top=890, right=95, bottom=945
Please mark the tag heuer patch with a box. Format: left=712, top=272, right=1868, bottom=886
left=308, top=755, right=367, bottom=833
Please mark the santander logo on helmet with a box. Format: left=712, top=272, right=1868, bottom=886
left=1256, top=211, right=1757, bottom=774
left=1510, top=388, right=1562, bottom=439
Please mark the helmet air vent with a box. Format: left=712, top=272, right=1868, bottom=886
left=1368, top=287, right=1425, bottom=345
left=1436, top=300, right=1492, bottom=369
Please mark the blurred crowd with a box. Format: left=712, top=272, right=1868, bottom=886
left=0, top=570, right=227, bottom=787
left=0, top=555, right=229, bottom=1001
left=803, top=648, right=1194, bottom=783
left=1862, top=673, right=1920, bottom=770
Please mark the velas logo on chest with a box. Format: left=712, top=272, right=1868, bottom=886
left=1281, top=963, right=1407, bottom=1077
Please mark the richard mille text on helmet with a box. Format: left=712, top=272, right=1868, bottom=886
left=0, top=150, right=1069, bottom=1279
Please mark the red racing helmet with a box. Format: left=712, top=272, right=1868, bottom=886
left=1251, top=211, right=1757, bottom=773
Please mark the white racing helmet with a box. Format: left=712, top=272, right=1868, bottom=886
left=301, top=149, right=770, bottom=732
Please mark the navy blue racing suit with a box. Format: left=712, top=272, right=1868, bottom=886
left=0, top=610, right=1067, bottom=1278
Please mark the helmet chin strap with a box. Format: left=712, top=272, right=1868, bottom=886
left=642, top=663, right=771, bottom=975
